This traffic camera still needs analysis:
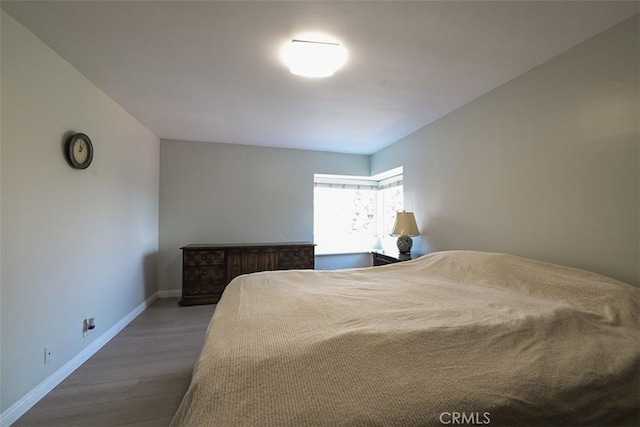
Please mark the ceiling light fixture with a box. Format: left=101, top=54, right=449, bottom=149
left=282, top=39, right=347, bottom=78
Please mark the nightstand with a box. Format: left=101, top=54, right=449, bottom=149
left=371, top=251, right=412, bottom=266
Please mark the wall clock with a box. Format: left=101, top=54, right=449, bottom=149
left=66, top=133, right=93, bottom=169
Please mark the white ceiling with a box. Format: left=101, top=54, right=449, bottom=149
left=2, top=1, right=638, bottom=155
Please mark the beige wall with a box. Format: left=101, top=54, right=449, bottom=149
left=158, top=140, right=369, bottom=291
left=1, top=11, right=160, bottom=412
left=372, top=16, right=639, bottom=285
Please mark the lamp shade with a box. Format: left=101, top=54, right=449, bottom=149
left=391, top=211, right=419, bottom=237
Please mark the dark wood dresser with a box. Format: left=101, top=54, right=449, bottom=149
left=180, top=242, right=315, bottom=306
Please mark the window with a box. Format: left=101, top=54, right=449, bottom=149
left=314, top=168, right=403, bottom=253
left=381, top=187, right=403, bottom=234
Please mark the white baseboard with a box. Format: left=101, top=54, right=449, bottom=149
left=157, top=289, right=181, bottom=298
left=0, top=292, right=159, bottom=427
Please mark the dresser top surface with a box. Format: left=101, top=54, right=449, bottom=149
left=181, top=242, right=314, bottom=250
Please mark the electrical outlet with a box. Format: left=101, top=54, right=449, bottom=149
left=83, top=317, right=96, bottom=337
left=44, top=346, right=52, bottom=365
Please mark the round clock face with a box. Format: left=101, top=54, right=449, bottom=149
left=66, top=133, right=93, bottom=169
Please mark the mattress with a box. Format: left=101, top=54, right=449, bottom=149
left=171, top=250, right=639, bottom=426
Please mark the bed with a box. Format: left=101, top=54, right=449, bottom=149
left=171, top=250, right=639, bottom=426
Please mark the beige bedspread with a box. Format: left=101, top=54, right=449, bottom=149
left=171, top=251, right=639, bottom=426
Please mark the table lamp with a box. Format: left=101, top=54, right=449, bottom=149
left=391, top=211, right=419, bottom=254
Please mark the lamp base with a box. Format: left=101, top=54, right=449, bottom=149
left=396, top=235, right=413, bottom=254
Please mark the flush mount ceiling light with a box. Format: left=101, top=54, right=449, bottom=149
left=282, top=39, right=348, bottom=78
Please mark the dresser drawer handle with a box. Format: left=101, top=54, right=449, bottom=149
left=202, top=270, right=208, bottom=276
left=201, top=255, right=208, bottom=261
left=294, top=251, right=300, bottom=256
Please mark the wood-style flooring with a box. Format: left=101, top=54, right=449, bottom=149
left=14, top=298, right=216, bottom=427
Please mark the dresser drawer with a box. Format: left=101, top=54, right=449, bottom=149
left=278, top=247, right=314, bottom=270
left=183, top=266, right=225, bottom=282
left=184, top=250, right=224, bottom=266
left=278, top=247, right=313, bottom=262
left=279, top=260, right=313, bottom=270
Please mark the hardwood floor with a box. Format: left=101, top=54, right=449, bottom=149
left=14, top=298, right=216, bottom=427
